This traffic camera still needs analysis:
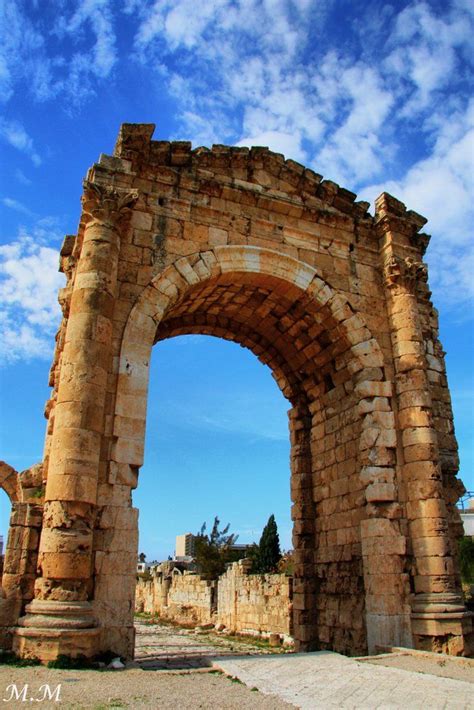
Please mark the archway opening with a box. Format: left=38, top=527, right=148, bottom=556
left=149, top=269, right=362, bottom=653
left=133, top=335, right=295, bottom=652
left=114, top=253, right=378, bottom=656
left=135, top=334, right=292, bottom=562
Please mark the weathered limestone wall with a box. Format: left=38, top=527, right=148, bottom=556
left=217, top=560, right=293, bottom=640
left=135, top=568, right=216, bottom=625
left=134, top=577, right=154, bottom=615
left=164, top=573, right=216, bottom=625
left=135, top=560, right=292, bottom=639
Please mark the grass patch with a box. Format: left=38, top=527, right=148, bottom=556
left=47, top=651, right=124, bottom=670
left=136, top=614, right=196, bottom=630
left=47, top=654, right=95, bottom=670
left=0, top=652, right=41, bottom=667
left=229, top=675, right=244, bottom=684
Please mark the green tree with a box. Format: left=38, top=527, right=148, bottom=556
left=459, top=537, right=474, bottom=584
left=255, top=514, right=281, bottom=573
left=194, top=516, right=238, bottom=579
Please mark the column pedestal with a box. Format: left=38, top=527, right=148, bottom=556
left=411, top=593, right=473, bottom=655
left=13, top=601, right=99, bottom=661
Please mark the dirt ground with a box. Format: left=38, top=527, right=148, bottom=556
left=361, top=652, right=474, bottom=684
left=0, top=665, right=295, bottom=710
left=1, top=621, right=472, bottom=709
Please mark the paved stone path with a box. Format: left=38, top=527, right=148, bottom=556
left=135, top=621, right=473, bottom=708
left=134, top=620, right=286, bottom=670
left=214, top=652, right=473, bottom=709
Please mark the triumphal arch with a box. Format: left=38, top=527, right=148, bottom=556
left=1, top=124, right=472, bottom=660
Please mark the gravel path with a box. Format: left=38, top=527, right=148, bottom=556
left=134, top=618, right=289, bottom=670
left=0, top=621, right=293, bottom=710
left=1, top=620, right=472, bottom=709
left=0, top=666, right=294, bottom=709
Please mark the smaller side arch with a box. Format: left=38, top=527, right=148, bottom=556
left=0, top=462, right=44, bottom=650
left=0, top=461, right=20, bottom=504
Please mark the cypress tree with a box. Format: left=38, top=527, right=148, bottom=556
left=257, top=514, right=281, bottom=573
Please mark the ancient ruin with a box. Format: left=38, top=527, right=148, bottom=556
left=135, top=560, right=293, bottom=642
left=0, top=123, right=472, bottom=661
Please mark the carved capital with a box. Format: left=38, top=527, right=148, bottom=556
left=410, top=231, right=431, bottom=256
left=82, top=181, right=139, bottom=230
left=384, top=255, right=428, bottom=292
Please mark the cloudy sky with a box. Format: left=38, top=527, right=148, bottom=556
left=0, top=0, right=473, bottom=558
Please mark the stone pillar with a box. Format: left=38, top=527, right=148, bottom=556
left=375, top=193, right=472, bottom=655
left=13, top=183, right=137, bottom=661
left=289, top=403, right=318, bottom=651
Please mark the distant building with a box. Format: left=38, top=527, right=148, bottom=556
left=458, top=493, right=474, bottom=536
left=175, top=533, right=196, bottom=561
left=175, top=533, right=253, bottom=562
left=460, top=499, right=474, bottom=536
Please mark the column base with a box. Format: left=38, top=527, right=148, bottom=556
left=411, top=594, right=473, bottom=656
left=13, top=600, right=100, bottom=662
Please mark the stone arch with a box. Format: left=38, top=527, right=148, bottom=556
left=0, top=462, right=20, bottom=505
left=11, top=126, right=471, bottom=662
left=111, top=245, right=402, bottom=654
left=113, top=245, right=389, bottom=453
left=0, top=463, right=44, bottom=648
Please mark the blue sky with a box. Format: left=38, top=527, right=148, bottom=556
left=0, top=0, right=473, bottom=559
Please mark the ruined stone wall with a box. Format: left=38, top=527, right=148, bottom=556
left=135, top=570, right=215, bottom=625
left=217, top=561, right=293, bottom=640
left=134, top=577, right=155, bottom=615
left=164, top=573, right=216, bottom=625
left=135, top=561, right=292, bottom=639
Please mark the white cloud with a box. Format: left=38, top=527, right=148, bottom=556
left=161, top=394, right=289, bottom=442
left=1, top=198, right=35, bottom=216
left=0, top=0, right=117, bottom=108
left=359, top=100, right=474, bottom=312
left=314, top=62, right=394, bottom=184
left=132, top=0, right=323, bottom=161
left=65, top=0, right=117, bottom=78
left=237, top=130, right=306, bottom=163
left=15, top=169, right=32, bottom=186
left=0, top=226, right=65, bottom=364
left=0, top=119, right=41, bottom=165
left=384, top=1, right=473, bottom=116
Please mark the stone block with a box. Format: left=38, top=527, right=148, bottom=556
left=365, top=482, right=396, bottom=502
